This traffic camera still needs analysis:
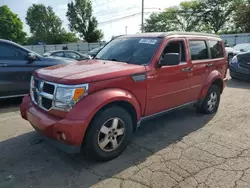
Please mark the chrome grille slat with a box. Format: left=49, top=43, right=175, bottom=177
left=31, top=77, right=55, bottom=111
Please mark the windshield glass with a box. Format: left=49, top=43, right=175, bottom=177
left=234, top=43, right=250, bottom=52
left=96, top=37, right=162, bottom=65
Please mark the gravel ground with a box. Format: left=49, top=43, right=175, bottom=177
left=0, top=77, right=250, bottom=188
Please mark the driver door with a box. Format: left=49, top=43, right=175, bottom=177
left=0, top=43, right=37, bottom=97
left=145, top=38, right=193, bottom=116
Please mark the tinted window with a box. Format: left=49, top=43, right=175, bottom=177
left=52, top=52, right=64, bottom=57
left=163, top=41, right=186, bottom=63
left=0, top=43, right=26, bottom=60
left=189, top=41, right=208, bottom=60
left=65, top=52, right=80, bottom=59
left=209, top=40, right=223, bottom=59
left=96, top=37, right=162, bottom=65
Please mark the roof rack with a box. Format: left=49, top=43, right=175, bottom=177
left=158, top=31, right=219, bottom=38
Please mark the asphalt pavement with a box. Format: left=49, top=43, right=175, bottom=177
left=0, top=77, right=250, bottom=188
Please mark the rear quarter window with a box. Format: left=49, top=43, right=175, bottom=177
left=189, top=40, right=209, bottom=60
left=208, top=40, right=224, bottom=59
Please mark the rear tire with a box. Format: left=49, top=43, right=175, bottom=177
left=83, top=106, right=133, bottom=161
left=196, top=85, right=221, bottom=114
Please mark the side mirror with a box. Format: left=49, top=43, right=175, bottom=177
left=160, top=53, right=180, bottom=67
left=27, top=53, right=36, bottom=61
left=240, top=49, right=245, bottom=52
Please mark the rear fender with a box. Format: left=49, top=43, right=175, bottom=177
left=66, top=88, right=142, bottom=123
left=198, top=70, right=224, bottom=99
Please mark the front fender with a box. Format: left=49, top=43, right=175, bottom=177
left=198, top=70, right=224, bottom=99
left=66, top=88, right=142, bottom=123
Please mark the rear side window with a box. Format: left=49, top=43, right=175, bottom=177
left=209, top=40, right=224, bottom=59
left=189, top=41, right=208, bottom=60
left=52, top=52, right=64, bottom=57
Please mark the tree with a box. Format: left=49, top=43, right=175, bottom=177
left=233, top=0, right=250, bottom=32
left=0, top=5, right=27, bottom=44
left=197, top=0, right=241, bottom=33
left=26, top=4, right=78, bottom=44
left=144, top=1, right=204, bottom=33
left=66, top=0, right=103, bottom=42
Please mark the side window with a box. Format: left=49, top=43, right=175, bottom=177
left=163, top=41, right=186, bottom=63
left=189, top=41, right=208, bottom=60
left=0, top=43, right=26, bottom=60
left=209, top=40, right=224, bottom=59
left=65, top=52, right=80, bottom=59
left=52, top=52, right=64, bottom=57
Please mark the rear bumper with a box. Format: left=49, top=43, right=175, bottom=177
left=20, top=95, right=89, bottom=154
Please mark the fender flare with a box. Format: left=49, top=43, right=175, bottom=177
left=198, top=70, right=224, bottom=99
left=66, top=88, right=142, bottom=123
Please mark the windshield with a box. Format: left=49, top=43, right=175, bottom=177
left=95, top=37, right=162, bottom=65
left=234, top=43, right=250, bottom=52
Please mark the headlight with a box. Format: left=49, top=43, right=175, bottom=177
left=230, top=56, right=238, bottom=65
left=54, top=84, right=88, bottom=109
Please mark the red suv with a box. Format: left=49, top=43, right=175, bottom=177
left=20, top=32, right=228, bottom=161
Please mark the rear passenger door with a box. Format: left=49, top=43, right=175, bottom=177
left=187, top=40, right=211, bottom=101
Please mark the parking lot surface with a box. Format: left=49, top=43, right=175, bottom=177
left=1, top=78, right=250, bottom=188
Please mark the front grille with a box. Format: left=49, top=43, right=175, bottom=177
left=238, top=56, right=250, bottom=69
left=43, top=83, right=55, bottom=94
left=41, top=97, right=53, bottom=110
left=34, top=79, right=40, bottom=88
left=31, top=77, right=55, bottom=111
left=239, top=63, right=250, bottom=69
left=33, top=91, right=39, bottom=104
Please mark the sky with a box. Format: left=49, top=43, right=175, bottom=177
left=0, top=0, right=187, bottom=41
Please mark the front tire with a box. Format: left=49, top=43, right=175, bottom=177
left=83, top=106, right=133, bottom=161
left=196, top=85, right=221, bottom=114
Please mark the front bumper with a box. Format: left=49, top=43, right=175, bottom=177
left=229, top=65, right=250, bottom=81
left=20, top=95, right=90, bottom=154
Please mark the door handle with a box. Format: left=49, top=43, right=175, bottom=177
left=182, top=67, right=192, bottom=72
left=206, top=63, right=213, bottom=67
left=0, top=63, right=7, bottom=67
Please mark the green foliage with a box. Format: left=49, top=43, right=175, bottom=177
left=197, top=0, right=241, bottom=33
left=144, top=0, right=241, bottom=34
left=0, top=5, right=27, bottom=44
left=233, top=0, right=250, bottom=32
left=66, top=0, right=103, bottom=42
left=145, top=1, right=205, bottom=33
left=26, top=4, right=78, bottom=44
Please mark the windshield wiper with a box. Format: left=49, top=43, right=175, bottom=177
left=107, top=58, right=129, bottom=63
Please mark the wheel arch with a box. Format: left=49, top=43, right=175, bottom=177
left=199, top=70, right=225, bottom=99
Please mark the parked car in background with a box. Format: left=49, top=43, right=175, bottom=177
left=233, top=43, right=250, bottom=56
left=86, top=45, right=104, bottom=58
left=20, top=32, right=227, bottom=161
left=43, top=50, right=90, bottom=61
left=0, top=39, right=75, bottom=99
left=229, top=51, right=250, bottom=80
left=225, top=46, right=234, bottom=64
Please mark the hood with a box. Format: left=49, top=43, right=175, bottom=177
left=35, top=59, right=146, bottom=84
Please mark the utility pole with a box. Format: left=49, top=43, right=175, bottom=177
left=125, top=26, right=128, bottom=34
left=141, top=0, right=144, bottom=33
